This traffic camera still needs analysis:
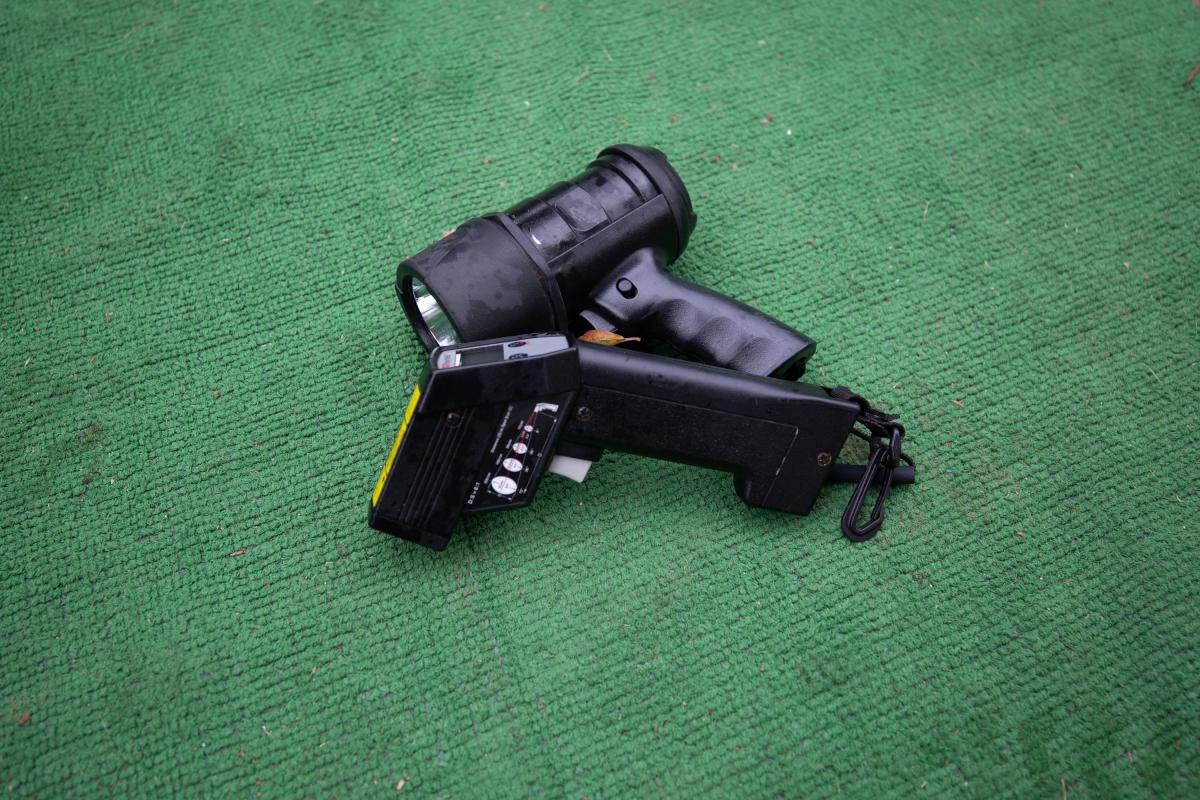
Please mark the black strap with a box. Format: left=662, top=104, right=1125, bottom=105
left=827, top=387, right=915, bottom=542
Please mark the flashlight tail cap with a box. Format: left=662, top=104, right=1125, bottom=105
left=597, top=144, right=697, bottom=260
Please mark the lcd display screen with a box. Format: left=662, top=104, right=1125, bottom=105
left=457, top=345, right=503, bottom=367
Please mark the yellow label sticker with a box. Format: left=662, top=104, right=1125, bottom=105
left=371, top=386, right=422, bottom=507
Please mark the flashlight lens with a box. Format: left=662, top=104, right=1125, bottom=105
left=410, top=278, right=459, bottom=346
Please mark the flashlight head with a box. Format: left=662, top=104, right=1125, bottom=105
left=396, top=216, right=564, bottom=351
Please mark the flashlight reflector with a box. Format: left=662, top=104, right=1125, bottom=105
left=409, top=278, right=459, bottom=346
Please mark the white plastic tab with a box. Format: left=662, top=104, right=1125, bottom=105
left=547, top=454, right=594, bottom=483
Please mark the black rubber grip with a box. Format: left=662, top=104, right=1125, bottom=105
left=586, top=248, right=816, bottom=378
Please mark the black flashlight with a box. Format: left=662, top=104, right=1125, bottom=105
left=396, top=145, right=817, bottom=378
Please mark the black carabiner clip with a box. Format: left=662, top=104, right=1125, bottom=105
left=840, top=427, right=902, bottom=542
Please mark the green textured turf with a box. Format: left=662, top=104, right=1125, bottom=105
left=3, top=1, right=1198, bottom=796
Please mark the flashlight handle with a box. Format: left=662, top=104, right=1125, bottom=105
left=587, top=249, right=817, bottom=379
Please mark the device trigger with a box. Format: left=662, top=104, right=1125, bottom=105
left=578, top=308, right=618, bottom=333
left=548, top=454, right=594, bottom=483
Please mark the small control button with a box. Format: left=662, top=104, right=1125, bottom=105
left=616, top=278, right=637, bottom=298
left=502, top=458, right=523, bottom=472
left=508, top=352, right=528, bottom=359
left=511, top=442, right=529, bottom=454
left=507, top=340, right=527, bottom=348
left=490, top=476, right=518, bottom=496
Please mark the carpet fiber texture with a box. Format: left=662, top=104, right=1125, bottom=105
left=3, top=1, right=1198, bottom=796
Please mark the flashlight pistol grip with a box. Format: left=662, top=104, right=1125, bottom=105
left=588, top=248, right=817, bottom=379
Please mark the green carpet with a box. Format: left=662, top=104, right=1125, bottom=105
left=3, top=1, right=1198, bottom=796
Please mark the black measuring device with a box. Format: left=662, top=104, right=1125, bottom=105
left=369, top=333, right=914, bottom=550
